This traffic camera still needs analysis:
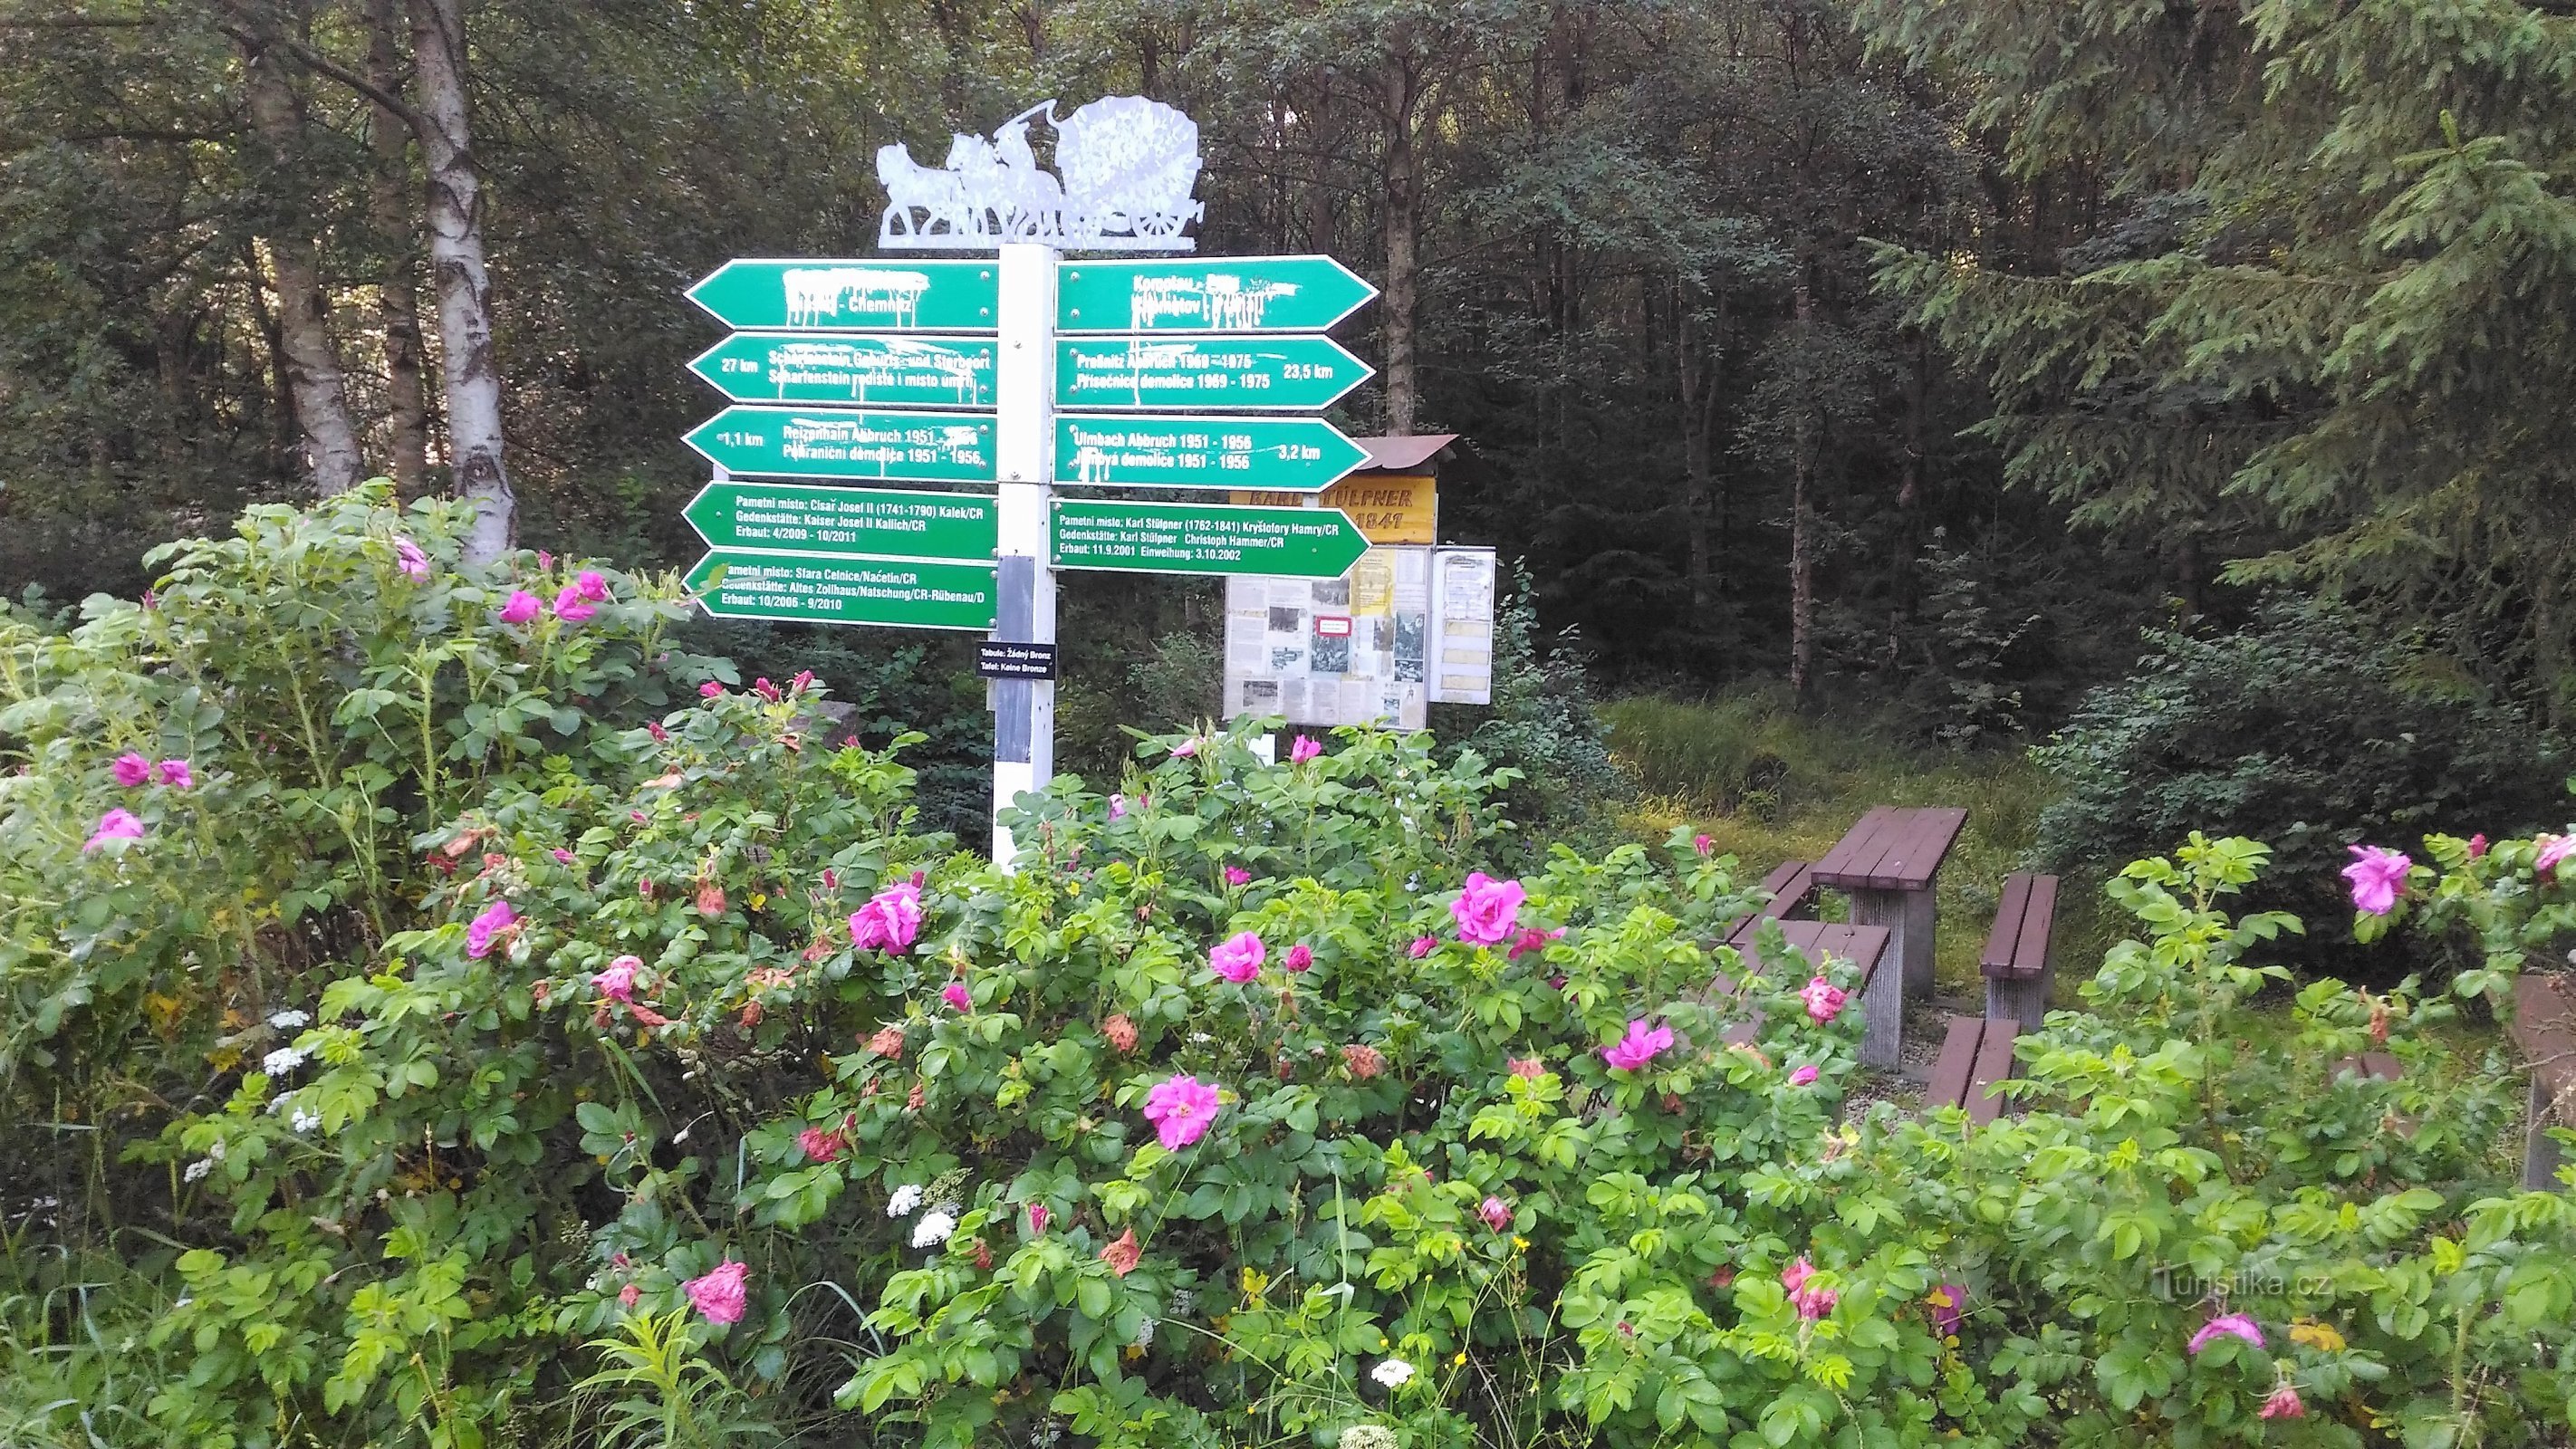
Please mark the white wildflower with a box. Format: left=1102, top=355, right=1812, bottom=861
left=261, top=1046, right=306, bottom=1077
left=183, top=1159, right=212, bottom=1183
left=1370, top=1358, right=1415, bottom=1389
left=206, top=1137, right=226, bottom=1161
left=911, top=1209, right=956, bottom=1248
left=887, top=1183, right=925, bottom=1216
left=267, top=1009, right=311, bottom=1030
left=291, top=1109, right=320, bottom=1134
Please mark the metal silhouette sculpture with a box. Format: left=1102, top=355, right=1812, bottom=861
left=876, top=98, right=1203, bottom=252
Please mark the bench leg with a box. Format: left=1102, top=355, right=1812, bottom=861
left=2528, top=1076, right=2568, bottom=1191
left=1860, top=951, right=1904, bottom=1070
left=1985, top=974, right=2048, bottom=1033
left=1852, top=887, right=1938, bottom=998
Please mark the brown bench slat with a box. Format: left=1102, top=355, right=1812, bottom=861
left=2332, top=1051, right=2404, bottom=1082
left=1811, top=807, right=1899, bottom=885
left=1966, top=1019, right=2021, bottom=1126
left=1864, top=808, right=1971, bottom=892
left=1727, top=859, right=1819, bottom=945
left=2514, top=973, right=2576, bottom=1099
left=1924, top=1015, right=1985, bottom=1110
left=1978, top=873, right=2034, bottom=976
left=2008, top=875, right=2059, bottom=979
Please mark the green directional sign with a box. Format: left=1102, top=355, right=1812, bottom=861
left=683, top=482, right=996, bottom=560
left=1056, top=256, right=1377, bottom=334
left=1055, top=336, right=1370, bottom=411
left=1053, top=500, right=1370, bottom=578
left=687, top=259, right=999, bottom=331
left=685, top=407, right=995, bottom=482
left=689, top=333, right=998, bottom=408
left=1054, top=415, right=1368, bottom=493
left=685, top=552, right=997, bottom=630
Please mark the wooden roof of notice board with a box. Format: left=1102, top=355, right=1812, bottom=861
left=1351, top=434, right=1460, bottom=473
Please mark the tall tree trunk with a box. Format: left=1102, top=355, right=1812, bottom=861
left=1788, top=280, right=1817, bottom=704
left=1305, top=91, right=1337, bottom=255
left=1679, top=285, right=1724, bottom=617
left=237, top=24, right=364, bottom=494
left=409, top=0, right=513, bottom=563
left=1379, top=62, right=1421, bottom=437
left=365, top=0, right=430, bottom=498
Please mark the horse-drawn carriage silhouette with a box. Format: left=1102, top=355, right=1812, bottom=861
left=875, top=97, right=1202, bottom=251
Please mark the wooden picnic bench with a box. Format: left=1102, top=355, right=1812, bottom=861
left=1922, top=1014, right=2020, bottom=1125
left=1725, top=858, right=1820, bottom=946
left=1980, top=872, right=2059, bottom=1032
left=2509, top=972, right=2576, bottom=1189
left=1812, top=807, right=1969, bottom=1068
left=1709, top=919, right=1891, bottom=1051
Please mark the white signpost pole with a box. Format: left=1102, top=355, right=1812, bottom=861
left=989, top=241, right=1058, bottom=869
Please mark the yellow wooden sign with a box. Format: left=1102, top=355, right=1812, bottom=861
left=1231, top=474, right=1436, bottom=545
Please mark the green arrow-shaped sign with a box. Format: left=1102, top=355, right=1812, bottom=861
left=1056, top=256, right=1377, bottom=333
left=684, top=482, right=996, bottom=560
left=1053, top=500, right=1370, bottom=578
left=685, top=407, right=996, bottom=482
left=685, top=552, right=997, bottom=629
left=1054, top=415, right=1368, bottom=493
left=1055, top=336, right=1371, bottom=411
left=687, top=259, right=999, bottom=331
left=690, top=334, right=998, bottom=408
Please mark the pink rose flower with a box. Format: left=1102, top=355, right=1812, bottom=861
left=553, top=585, right=597, bottom=624
left=465, top=900, right=516, bottom=959
left=1693, top=833, right=1714, bottom=856
left=2259, top=1384, right=2304, bottom=1420
left=849, top=880, right=923, bottom=954
left=1782, top=1257, right=1836, bottom=1318
left=1788, top=1064, right=1819, bottom=1087
left=2466, top=832, right=2489, bottom=859
left=2537, top=834, right=2576, bottom=878
left=1602, top=1018, right=1674, bottom=1071
left=112, top=752, right=152, bottom=788
left=1108, top=792, right=1126, bottom=820
left=496, top=590, right=541, bottom=625
left=699, top=681, right=725, bottom=698
left=1478, top=1195, right=1513, bottom=1233
left=1172, top=737, right=1197, bottom=758
left=537, top=551, right=554, bottom=571
left=84, top=808, right=146, bottom=852
left=1026, top=1202, right=1051, bottom=1235
left=2342, top=845, right=2410, bottom=916
left=1210, top=931, right=1265, bottom=984
left=2187, top=1313, right=2264, bottom=1354
left=1409, top=936, right=1436, bottom=959
left=1142, top=1073, right=1223, bottom=1149
left=797, top=1126, right=844, bottom=1164
left=941, top=982, right=972, bottom=1012
left=158, top=758, right=193, bottom=789
left=683, top=1260, right=749, bottom=1326
left=1289, top=734, right=1322, bottom=764
left=576, top=570, right=608, bottom=601
left=1505, top=926, right=1565, bottom=962
left=594, top=956, right=639, bottom=1003
left=1507, top=1057, right=1544, bottom=1080
left=394, top=537, right=430, bottom=581
left=1451, top=872, right=1526, bottom=945
left=1800, top=975, right=1848, bottom=1024
left=1284, top=943, right=1313, bottom=974
left=618, top=1282, right=639, bottom=1309
left=552, top=848, right=576, bottom=864
left=1224, top=866, right=1253, bottom=887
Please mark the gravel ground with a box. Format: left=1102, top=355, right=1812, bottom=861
left=1841, top=992, right=1980, bottom=1124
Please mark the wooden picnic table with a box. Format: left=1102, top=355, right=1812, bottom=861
left=1713, top=919, right=1893, bottom=1056
left=1810, top=806, right=1969, bottom=1068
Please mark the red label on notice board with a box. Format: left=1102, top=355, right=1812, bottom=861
left=1314, top=615, right=1352, bottom=638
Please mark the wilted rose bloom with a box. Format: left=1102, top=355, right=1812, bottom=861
left=1289, top=734, right=1322, bottom=764
left=1142, top=1073, right=1224, bottom=1148
left=849, top=880, right=923, bottom=954
left=395, top=537, right=430, bottom=581
left=1108, top=792, right=1127, bottom=820
left=1099, top=1228, right=1140, bottom=1277
left=1479, top=1195, right=1513, bottom=1233
left=1341, top=1042, right=1386, bottom=1080
left=696, top=879, right=726, bottom=916
left=1506, top=926, right=1564, bottom=962
left=618, top=1282, right=640, bottom=1308
left=942, top=982, right=972, bottom=1012
left=1788, top=1064, right=1820, bottom=1087
left=905, top=1081, right=925, bottom=1111
left=553, top=586, right=597, bottom=624
left=699, top=681, right=724, bottom=698
left=866, top=1025, right=906, bottom=1058
left=796, top=1126, right=844, bottom=1164
left=2187, top=1313, right=2264, bottom=1354
left=1601, top=1018, right=1674, bottom=1071
left=1409, top=936, right=1436, bottom=958
left=1224, top=865, right=1252, bottom=887
left=1103, top=1013, right=1139, bottom=1052
left=155, top=758, right=193, bottom=789
left=647, top=720, right=669, bottom=744
left=2259, top=1384, right=2305, bottom=1420
left=1507, top=1056, right=1544, bottom=1080
left=1801, top=975, right=1849, bottom=1024
left=496, top=590, right=541, bottom=625
left=1026, top=1202, right=1051, bottom=1235
left=1284, top=944, right=1313, bottom=974
left=2538, top=833, right=2576, bottom=878
left=1451, top=872, right=1526, bottom=945
left=465, top=900, right=517, bottom=959
left=576, top=570, right=608, bottom=601
left=593, top=956, right=639, bottom=1003
left=112, top=752, right=152, bottom=788
left=2341, top=845, right=2411, bottom=915
left=683, top=1260, right=749, bottom=1326
left=1209, top=931, right=1265, bottom=984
